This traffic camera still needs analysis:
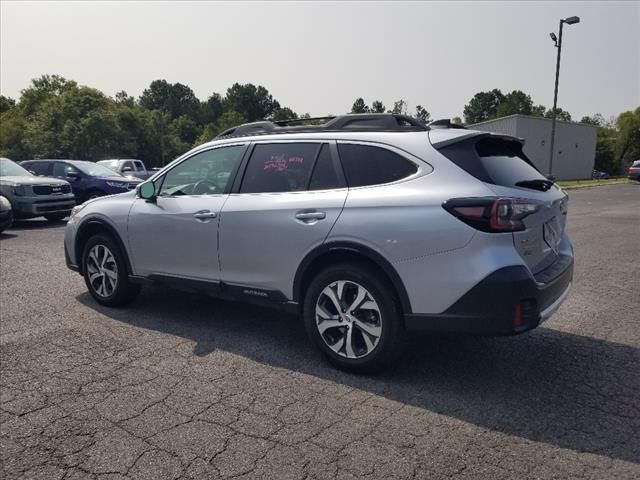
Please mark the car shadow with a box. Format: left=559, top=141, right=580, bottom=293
left=6, top=219, right=68, bottom=231
left=77, top=287, right=640, bottom=465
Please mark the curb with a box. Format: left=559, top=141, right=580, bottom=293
left=560, top=181, right=633, bottom=190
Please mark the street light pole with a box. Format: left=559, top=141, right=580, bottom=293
left=548, top=16, right=580, bottom=177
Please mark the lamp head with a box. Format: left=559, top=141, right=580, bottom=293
left=563, top=16, right=580, bottom=25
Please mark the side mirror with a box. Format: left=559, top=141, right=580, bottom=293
left=138, top=181, right=157, bottom=201
left=546, top=174, right=556, bottom=182
left=66, top=171, right=79, bottom=180
left=122, top=167, right=133, bottom=173
left=28, top=170, right=37, bottom=175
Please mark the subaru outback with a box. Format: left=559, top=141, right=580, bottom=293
left=64, top=114, right=574, bottom=372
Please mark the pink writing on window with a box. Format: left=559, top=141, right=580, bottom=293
left=263, top=154, right=304, bottom=172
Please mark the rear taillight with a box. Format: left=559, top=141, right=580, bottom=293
left=443, top=197, right=541, bottom=233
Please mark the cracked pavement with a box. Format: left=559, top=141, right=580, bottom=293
left=1, top=184, right=639, bottom=479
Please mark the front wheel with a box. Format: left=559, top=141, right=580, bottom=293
left=303, top=263, right=403, bottom=373
left=82, top=233, right=141, bottom=307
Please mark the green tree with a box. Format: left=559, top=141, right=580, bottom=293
left=614, top=107, right=640, bottom=172
left=580, top=114, right=606, bottom=126
left=114, top=91, right=135, bottom=107
left=495, top=90, right=535, bottom=117
left=390, top=99, right=407, bottom=115
left=463, top=89, right=505, bottom=124
left=370, top=100, right=385, bottom=113
left=171, top=115, right=201, bottom=145
left=351, top=98, right=369, bottom=114
left=272, top=107, right=298, bottom=121
left=544, top=107, right=572, bottom=121
left=0, top=95, right=16, bottom=113
left=224, top=83, right=280, bottom=122
left=195, top=111, right=247, bottom=146
left=0, top=110, right=29, bottom=159
left=414, top=105, right=431, bottom=123
left=19, top=74, right=78, bottom=116
left=139, top=80, right=200, bottom=120
left=451, top=116, right=463, bottom=125
left=201, top=93, right=224, bottom=125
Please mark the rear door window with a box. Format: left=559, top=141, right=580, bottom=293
left=240, top=143, right=319, bottom=193
left=28, top=162, right=51, bottom=176
left=337, top=144, right=418, bottom=187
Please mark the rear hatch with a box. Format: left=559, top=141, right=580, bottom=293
left=432, top=132, right=569, bottom=275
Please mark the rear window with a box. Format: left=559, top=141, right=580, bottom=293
left=337, top=144, right=418, bottom=187
left=438, top=137, right=547, bottom=188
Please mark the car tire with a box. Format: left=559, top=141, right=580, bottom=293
left=82, top=233, right=141, bottom=307
left=44, top=213, right=67, bottom=222
left=303, top=263, right=404, bottom=373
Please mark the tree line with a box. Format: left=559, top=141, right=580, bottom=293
left=0, top=75, right=638, bottom=173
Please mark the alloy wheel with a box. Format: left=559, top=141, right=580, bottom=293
left=315, top=280, right=382, bottom=359
left=86, top=244, right=118, bottom=297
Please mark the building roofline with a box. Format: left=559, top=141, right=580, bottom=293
left=470, top=114, right=598, bottom=129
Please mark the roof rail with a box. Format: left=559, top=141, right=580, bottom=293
left=215, top=113, right=429, bottom=139
left=428, top=119, right=467, bottom=130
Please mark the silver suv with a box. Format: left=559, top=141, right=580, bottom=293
left=64, top=115, right=574, bottom=372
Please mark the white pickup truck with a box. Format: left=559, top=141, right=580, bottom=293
left=97, top=159, right=152, bottom=180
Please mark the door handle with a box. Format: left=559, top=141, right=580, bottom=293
left=194, top=211, right=217, bottom=219
left=295, top=211, right=326, bottom=221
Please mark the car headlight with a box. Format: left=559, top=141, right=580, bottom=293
left=70, top=204, right=86, bottom=219
left=12, top=184, right=27, bottom=196
left=106, top=181, right=128, bottom=188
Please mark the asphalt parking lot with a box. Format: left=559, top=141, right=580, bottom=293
left=1, top=184, right=639, bottom=480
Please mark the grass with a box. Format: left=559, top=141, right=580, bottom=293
left=557, top=177, right=632, bottom=188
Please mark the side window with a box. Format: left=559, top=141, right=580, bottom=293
left=337, top=144, right=418, bottom=187
left=308, top=144, right=343, bottom=191
left=134, top=161, right=145, bottom=171
left=29, top=163, right=50, bottom=176
left=159, top=145, right=245, bottom=196
left=53, top=163, right=78, bottom=178
left=121, top=161, right=134, bottom=171
left=240, top=143, right=319, bottom=194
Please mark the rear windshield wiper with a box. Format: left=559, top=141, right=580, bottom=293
left=515, top=179, right=554, bottom=192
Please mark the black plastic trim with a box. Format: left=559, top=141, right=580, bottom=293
left=293, top=241, right=413, bottom=314
left=404, top=257, right=573, bottom=335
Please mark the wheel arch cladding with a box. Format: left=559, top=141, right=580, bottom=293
left=293, top=242, right=413, bottom=314
left=75, top=219, right=133, bottom=275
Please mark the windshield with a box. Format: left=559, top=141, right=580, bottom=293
left=97, top=160, right=120, bottom=171
left=0, top=158, right=32, bottom=177
left=75, top=161, right=123, bottom=177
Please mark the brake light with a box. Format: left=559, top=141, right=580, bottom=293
left=443, top=197, right=541, bottom=233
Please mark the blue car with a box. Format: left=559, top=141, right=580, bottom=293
left=21, top=160, right=141, bottom=203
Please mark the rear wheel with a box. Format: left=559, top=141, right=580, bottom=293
left=44, top=213, right=67, bottom=222
left=303, top=263, right=403, bottom=373
left=82, top=233, right=141, bottom=307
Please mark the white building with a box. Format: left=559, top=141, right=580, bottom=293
left=470, top=114, right=598, bottom=180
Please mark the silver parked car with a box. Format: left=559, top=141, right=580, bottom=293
left=64, top=114, right=574, bottom=372
left=0, top=158, right=76, bottom=222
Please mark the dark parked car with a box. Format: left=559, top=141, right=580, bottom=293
left=1, top=158, right=76, bottom=222
left=592, top=169, right=610, bottom=179
left=629, top=160, right=640, bottom=181
left=21, top=160, right=141, bottom=202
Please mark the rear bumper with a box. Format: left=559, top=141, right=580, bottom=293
left=404, top=254, right=574, bottom=335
